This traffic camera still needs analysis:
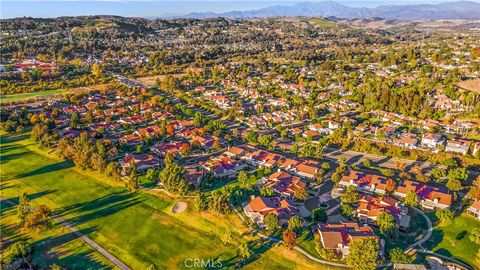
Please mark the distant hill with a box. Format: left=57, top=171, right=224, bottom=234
left=177, top=1, right=480, bottom=20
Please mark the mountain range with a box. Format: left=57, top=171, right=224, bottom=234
left=177, top=1, right=480, bottom=20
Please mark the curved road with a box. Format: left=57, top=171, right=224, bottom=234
left=1, top=198, right=130, bottom=270
left=406, top=207, right=433, bottom=251
left=232, top=205, right=348, bottom=268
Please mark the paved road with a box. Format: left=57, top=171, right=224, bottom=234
left=231, top=204, right=348, bottom=268
left=406, top=207, right=433, bottom=251
left=1, top=198, right=130, bottom=270
left=324, top=147, right=479, bottom=177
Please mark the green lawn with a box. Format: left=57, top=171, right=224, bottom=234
left=0, top=202, right=115, bottom=269
left=0, top=89, right=68, bottom=103
left=0, top=133, right=249, bottom=269
left=424, top=213, right=480, bottom=267
left=1, top=133, right=337, bottom=269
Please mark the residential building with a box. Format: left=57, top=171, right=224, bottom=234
left=395, top=180, right=452, bottom=210
left=338, top=170, right=388, bottom=195
left=445, top=138, right=471, bottom=155
left=243, top=196, right=298, bottom=228
left=317, top=221, right=384, bottom=258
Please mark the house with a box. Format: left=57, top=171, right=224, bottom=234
left=190, top=135, right=221, bottom=149
left=294, top=160, right=320, bottom=179
left=338, top=170, right=388, bottom=195
left=119, top=133, right=143, bottom=146
left=260, top=171, right=306, bottom=199
left=184, top=166, right=204, bottom=186
left=467, top=200, right=480, bottom=219
left=394, top=180, right=452, bottom=210
left=241, top=150, right=284, bottom=168
left=243, top=196, right=298, bottom=228
left=317, top=221, right=384, bottom=258
left=323, top=120, right=341, bottom=130
left=120, top=153, right=160, bottom=174
left=355, top=195, right=410, bottom=230
left=224, top=145, right=255, bottom=158
left=135, top=125, right=161, bottom=138
left=151, top=141, right=189, bottom=157
left=421, top=133, right=444, bottom=149
left=393, top=133, right=418, bottom=149
left=202, top=156, right=247, bottom=178
left=445, top=138, right=471, bottom=155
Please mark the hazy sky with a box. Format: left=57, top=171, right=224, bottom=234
left=1, top=0, right=478, bottom=19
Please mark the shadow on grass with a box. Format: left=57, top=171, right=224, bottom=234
left=0, top=152, right=30, bottom=164
left=0, top=144, right=24, bottom=154
left=0, top=133, right=29, bottom=144
left=15, top=160, right=73, bottom=179
left=0, top=189, right=57, bottom=212
left=56, top=191, right=143, bottom=226
left=31, top=227, right=113, bottom=270
left=220, top=238, right=277, bottom=269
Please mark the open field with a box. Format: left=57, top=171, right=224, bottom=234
left=424, top=213, right=480, bottom=267
left=0, top=84, right=109, bottom=103
left=0, top=201, right=115, bottom=269
left=0, top=133, right=334, bottom=269
left=458, top=78, right=480, bottom=94
left=136, top=74, right=184, bottom=87
left=0, top=89, right=69, bottom=103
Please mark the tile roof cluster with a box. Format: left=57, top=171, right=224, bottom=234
left=318, top=221, right=378, bottom=249
left=264, top=171, right=306, bottom=197
left=395, top=180, right=452, bottom=206
left=356, top=195, right=402, bottom=222
left=245, top=196, right=298, bottom=221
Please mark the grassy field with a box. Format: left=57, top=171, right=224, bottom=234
left=0, top=89, right=69, bottom=103
left=0, top=84, right=108, bottom=103
left=0, top=133, right=336, bottom=269
left=424, top=213, right=480, bottom=267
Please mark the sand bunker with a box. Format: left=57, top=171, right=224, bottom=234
left=172, top=202, right=187, bottom=213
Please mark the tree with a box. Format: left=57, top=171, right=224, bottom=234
left=17, top=193, right=31, bottom=226
left=91, top=63, right=104, bottom=77
left=470, top=228, right=480, bottom=244
left=311, top=208, right=327, bottom=223
left=264, top=213, right=278, bottom=231
left=24, top=205, right=52, bottom=231
left=194, top=193, right=208, bottom=211
left=127, top=170, right=140, bottom=192
left=435, top=208, right=454, bottom=224
left=238, top=171, right=248, bottom=186
left=70, top=112, right=80, bottom=128
left=385, top=179, right=396, bottom=194
left=446, top=178, right=463, bottom=192
left=448, top=168, right=468, bottom=183
left=0, top=241, right=31, bottom=268
left=287, top=215, right=303, bottom=234
left=342, top=186, right=359, bottom=205
left=282, top=228, right=297, bottom=249
left=341, top=204, right=355, bottom=218
left=377, top=212, right=396, bottom=237
left=260, top=186, right=275, bottom=197
left=86, top=110, right=94, bottom=124
left=389, top=247, right=414, bottom=263
left=209, top=189, right=230, bottom=214
left=404, top=190, right=419, bottom=207
left=239, top=243, right=252, bottom=260
left=363, top=159, right=371, bottom=168
left=160, top=159, right=187, bottom=195
left=294, top=186, right=308, bottom=201
left=346, top=238, right=379, bottom=270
